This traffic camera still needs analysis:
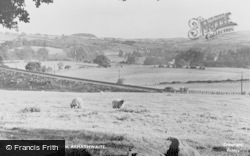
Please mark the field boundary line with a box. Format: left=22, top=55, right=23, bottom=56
left=0, top=66, right=163, bottom=93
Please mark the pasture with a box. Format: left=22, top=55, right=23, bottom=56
left=0, top=90, right=249, bottom=155
left=57, top=65, right=250, bottom=92
left=57, top=66, right=250, bottom=86
left=4, top=60, right=250, bottom=92
left=152, top=82, right=250, bottom=92
left=4, top=60, right=97, bottom=71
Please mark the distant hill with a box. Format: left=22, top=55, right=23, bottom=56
left=134, top=31, right=250, bottom=51
left=1, top=30, right=250, bottom=66
left=1, top=30, right=250, bottom=50
left=70, top=33, right=97, bottom=38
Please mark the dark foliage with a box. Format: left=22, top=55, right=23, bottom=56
left=0, top=56, right=3, bottom=64
left=121, top=40, right=136, bottom=46
left=93, top=55, right=111, bottom=67
left=25, top=62, right=42, bottom=72
left=118, top=50, right=123, bottom=57
left=143, top=57, right=164, bottom=65
left=175, top=48, right=204, bottom=67
left=0, top=0, right=53, bottom=30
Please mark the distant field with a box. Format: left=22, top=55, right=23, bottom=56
left=8, top=46, right=64, bottom=55
left=30, top=46, right=64, bottom=55
left=57, top=65, right=250, bottom=85
left=0, top=32, right=58, bottom=43
left=4, top=60, right=97, bottom=71
left=0, top=33, right=18, bottom=43
left=151, top=82, right=250, bottom=92
left=0, top=90, right=249, bottom=155
left=4, top=60, right=250, bottom=92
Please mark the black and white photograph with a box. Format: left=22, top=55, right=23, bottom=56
left=0, top=0, right=250, bottom=155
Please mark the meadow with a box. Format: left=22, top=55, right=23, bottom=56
left=0, top=90, right=249, bottom=155
left=4, top=60, right=250, bottom=92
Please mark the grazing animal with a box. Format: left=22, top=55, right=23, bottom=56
left=70, top=97, right=83, bottom=109
left=112, top=99, right=125, bottom=109
left=164, top=137, right=200, bottom=156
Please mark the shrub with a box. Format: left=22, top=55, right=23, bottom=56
left=116, top=78, right=125, bottom=85
left=25, top=62, right=42, bottom=72
left=57, top=62, right=64, bottom=70
left=20, top=107, right=41, bottom=113
left=93, top=55, right=111, bottom=68
left=64, top=65, right=71, bottom=70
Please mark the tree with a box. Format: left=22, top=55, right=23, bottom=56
left=0, top=46, right=8, bottom=59
left=0, top=56, right=3, bottom=64
left=125, top=54, right=136, bottom=64
left=175, top=48, right=204, bottom=67
left=65, top=45, right=88, bottom=61
left=15, top=46, right=35, bottom=60
left=57, top=62, right=64, bottom=70
left=143, top=57, right=163, bottom=65
left=116, top=78, right=125, bottom=84
left=64, top=65, right=71, bottom=70
left=0, top=0, right=53, bottom=30
left=37, top=48, right=49, bottom=61
left=93, top=55, right=111, bottom=68
left=41, top=65, right=47, bottom=73
left=132, top=51, right=142, bottom=57
left=46, top=67, right=53, bottom=73
left=175, top=59, right=188, bottom=68
left=25, top=62, right=42, bottom=72
left=118, top=50, right=124, bottom=57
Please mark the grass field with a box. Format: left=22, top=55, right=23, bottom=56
left=57, top=66, right=250, bottom=85
left=4, top=60, right=97, bottom=71
left=28, top=46, right=64, bottom=55
left=0, top=90, right=249, bottom=155
left=57, top=65, right=250, bottom=92
left=4, top=60, right=250, bottom=92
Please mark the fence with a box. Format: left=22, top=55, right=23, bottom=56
left=187, top=90, right=248, bottom=95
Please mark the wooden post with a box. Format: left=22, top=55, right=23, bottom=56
left=241, top=71, right=243, bottom=95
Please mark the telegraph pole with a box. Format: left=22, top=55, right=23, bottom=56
left=54, top=64, right=56, bottom=75
left=118, top=69, right=120, bottom=79
left=241, top=71, right=243, bottom=94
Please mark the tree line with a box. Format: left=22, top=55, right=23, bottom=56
left=143, top=47, right=250, bottom=68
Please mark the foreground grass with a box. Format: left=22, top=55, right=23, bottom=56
left=0, top=90, right=250, bottom=155
left=0, top=127, right=132, bottom=155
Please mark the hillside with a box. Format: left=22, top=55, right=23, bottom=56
left=1, top=30, right=250, bottom=67
left=1, top=30, right=250, bottom=53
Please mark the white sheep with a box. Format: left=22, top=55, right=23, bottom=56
left=70, top=97, right=83, bottom=109
left=112, top=99, right=125, bottom=109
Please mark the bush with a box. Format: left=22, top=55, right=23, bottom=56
left=93, top=55, right=111, bottom=68
left=163, top=87, right=175, bottom=92
left=64, top=65, right=71, bottom=70
left=143, top=57, right=164, bottom=65
left=25, top=62, right=42, bottom=72
left=116, top=78, right=125, bottom=84
left=20, top=107, right=41, bottom=113
left=57, top=62, right=64, bottom=70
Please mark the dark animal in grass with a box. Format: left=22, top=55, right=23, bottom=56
left=164, top=137, right=200, bottom=156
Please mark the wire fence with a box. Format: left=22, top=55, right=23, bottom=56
left=187, top=90, right=248, bottom=95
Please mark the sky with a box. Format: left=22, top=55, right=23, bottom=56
left=1, top=0, right=250, bottom=38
